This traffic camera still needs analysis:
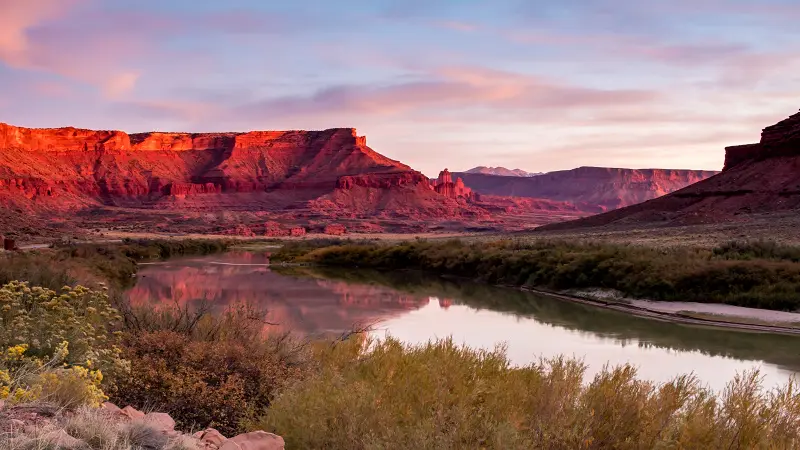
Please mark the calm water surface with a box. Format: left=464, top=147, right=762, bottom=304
left=127, top=251, right=800, bottom=390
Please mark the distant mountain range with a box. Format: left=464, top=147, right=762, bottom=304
left=464, top=167, right=542, bottom=177
left=456, top=167, right=719, bottom=212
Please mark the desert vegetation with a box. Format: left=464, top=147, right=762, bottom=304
left=4, top=238, right=800, bottom=448
left=0, top=238, right=231, bottom=291
left=4, top=280, right=800, bottom=449
left=272, top=238, right=800, bottom=311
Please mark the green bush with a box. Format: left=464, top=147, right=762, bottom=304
left=273, top=239, right=800, bottom=310
left=0, top=239, right=232, bottom=293
left=256, top=336, right=800, bottom=450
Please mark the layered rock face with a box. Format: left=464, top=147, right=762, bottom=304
left=458, top=167, right=717, bottom=211
left=0, top=123, right=434, bottom=212
left=543, top=109, right=800, bottom=229
left=432, top=169, right=476, bottom=201
left=723, top=110, right=800, bottom=170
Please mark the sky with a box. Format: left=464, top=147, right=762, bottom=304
left=1, top=0, right=799, bottom=176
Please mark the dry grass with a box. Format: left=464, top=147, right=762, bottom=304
left=256, top=336, right=800, bottom=450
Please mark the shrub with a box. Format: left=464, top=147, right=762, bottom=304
left=256, top=336, right=800, bottom=450
left=1, top=341, right=108, bottom=408
left=0, top=282, right=128, bottom=408
left=0, top=282, right=127, bottom=376
left=1, top=406, right=196, bottom=450
left=111, top=329, right=311, bottom=436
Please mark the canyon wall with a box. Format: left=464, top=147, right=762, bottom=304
left=457, top=167, right=717, bottom=211
left=723, top=110, right=800, bottom=170
left=0, top=123, right=426, bottom=210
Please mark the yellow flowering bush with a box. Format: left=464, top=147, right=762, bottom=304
left=0, top=281, right=129, bottom=407
left=1, top=342, right=109, bottom=407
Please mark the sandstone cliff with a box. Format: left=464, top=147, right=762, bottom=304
left=457, top=167, right=717, bottom=212
left=541, top=109, right=800, bottom=229
left=0, top=123, right=446, bottom=215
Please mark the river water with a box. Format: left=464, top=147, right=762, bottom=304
left=126, top=251, right=800, bottom=391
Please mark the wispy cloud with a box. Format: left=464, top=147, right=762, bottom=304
left=236, top=66, right=659, bottom=119
left=0, top=0, right=83, bottom=67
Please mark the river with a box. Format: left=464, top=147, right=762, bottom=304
left=126, top=251, right=800, bottom=390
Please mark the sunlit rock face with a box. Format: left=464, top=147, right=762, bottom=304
left=0, top=123, right=493, bottom=227
left=432, top=169, right=476, bottom=201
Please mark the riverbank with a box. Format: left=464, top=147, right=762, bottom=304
left=0, top=238, right=233, bottom=291
left=271, top=238, right=800, bottom=330
left=524, top=288, right=800, bottom=336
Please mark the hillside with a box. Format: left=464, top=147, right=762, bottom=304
left=541, top=110, right=800, bottom=230
left=457, top=167, right=717, bottom=212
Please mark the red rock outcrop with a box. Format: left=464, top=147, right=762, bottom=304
left=264, top=221, right=290, bottom=237
left=542, top=109, right=800, bottom=229
left=723, top=110, right=800, bottom=170
left=432, top=169, right=476, bottom=201
left=324, top=224, right=347, bottom=235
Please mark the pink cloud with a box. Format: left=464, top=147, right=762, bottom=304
left=0, top=4, right=298, bottom=100
left=0, top=0, right=83, bottom=67
left=237, top=66, right=659, bottom=118
left=0, top=1, right=148, bottom=98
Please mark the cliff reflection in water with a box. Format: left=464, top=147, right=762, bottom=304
left=126, top=252, right=431, bottom=335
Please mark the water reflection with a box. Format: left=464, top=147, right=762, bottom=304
left=126, top=252, right=800, bottom=390
left=128, top=252, right=429, bottom=334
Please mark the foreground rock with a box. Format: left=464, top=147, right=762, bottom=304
left=0, top=402, right=284, bottom=450
left=219, top=431, right=285, bottom=450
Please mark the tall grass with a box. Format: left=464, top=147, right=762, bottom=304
left=255, top=336, right=800, bottom=450
left=272, top=239, right=800, bottom=311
